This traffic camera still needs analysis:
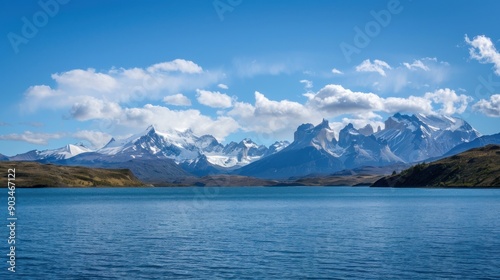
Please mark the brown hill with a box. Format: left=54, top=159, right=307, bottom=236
left=1, top=161, right=146, bottom=187
left=372, top=145, right=500, bottom=188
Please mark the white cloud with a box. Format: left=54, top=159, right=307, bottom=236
left=0, top=131, right=64, bottom=145
left=355, top=59, right=392, bottom=76
left=163, top=93, right=191, bottom=106
left=299, top=79, right=313, bottom=89
left=217, top=83, right=229, bottom=89
left=465, top=35, right=500, bottom=76
left=354, top=57, right=450, bottom=93
left=424, top=88, right=472, bottom=115
left=53, top=68, right=118, bottom=92
left=72, top=130, right=112, bottom=148
left=305, top=84, right=384, bottom=114
left=331, top=68, right=343, bottom=74
left=146, top=59, right=203, bottom=73
left=225, top=85, right=474, bottom=140
left=70, top=97, right=122, bottom=121
left=228, top=91, right=321, bottom=138
left=384, top=96, right=432, bottom=114
left=196, top=89, right=233, bottom=108
left=22, top=59, right=222, bottom=112
left=473, top=94, right=500, bottom=117
left=403, top=59, right=430, bottom=71
left=305, top=84, right=471, bottom=117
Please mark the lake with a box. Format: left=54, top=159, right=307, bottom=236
left=2, top=187, right=500, bottom=279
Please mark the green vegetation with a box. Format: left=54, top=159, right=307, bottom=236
left=1, top=161, right=146, bottom=187
left=372, top=145, right=500, bottom=188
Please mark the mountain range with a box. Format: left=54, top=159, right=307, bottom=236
left=3, top=113, right=497, bottom=183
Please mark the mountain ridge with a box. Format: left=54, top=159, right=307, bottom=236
left=3, top=113, right=493, bottom=182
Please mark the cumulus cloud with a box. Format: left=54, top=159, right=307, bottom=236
left=331, top=68, right=343, bottom=74
left=196, top=89, right=233, bottom=108
left=384, top=96, right=432, bottom=114
left=355, top=59, right=392, bottom=76
left=224, top=84, right=476, bottom=140
left=53, top=68, right=118, bottom=92
left=305, top=84, right=432, bottom=115
left=299, top=79, right=313, bottom=89
left=473, top=94, right=500, bottom=117
left=305, top=84, right=384, bottom=114
left=163, top=93, right=191, bottom=106
left=217, top=83, right=229, bottom=89
left=0, top=131, right=64, bottom=145
left=424, top=88, right=472, bottom=115
left=229, top=91, right=321, bottom=137
left=465, top=35, right=500, bottom=76
left=70, top=97, right=122, bottom=121
left=146, top=59, right=203, bottom=73
left=22, top=59, right=222, bottom=112
left=403, top=59, right=430, bottom=71
left=72, top=130, right=112, bottom=148
left=305, top=84, right=470, bottom=116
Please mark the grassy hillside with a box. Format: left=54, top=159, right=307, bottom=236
left=1, top=161, right=146, bottom=187
left=372, top=145, right=500, bottom=188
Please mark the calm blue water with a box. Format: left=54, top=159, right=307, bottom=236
left=1, top=187, right=500, bottom=279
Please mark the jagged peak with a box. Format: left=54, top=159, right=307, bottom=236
left=145, top=124, right=156, bottom=133
left=358, top=124, right=374, bottom=136
left=297, top=123, right=314, bottom=131
left=103, top=137, right=116, bottom=148
left=393, top=112, right=403, bottom=119
left=340, top=123, right=358, bottom=134
left=315, top=118, right=331, bottom=130
left=344, top=123, right=354, bottom=129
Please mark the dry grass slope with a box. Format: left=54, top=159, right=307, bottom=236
left=1, top=161, right=146, bottom=187
left=372, top=145, right=500, bottom=187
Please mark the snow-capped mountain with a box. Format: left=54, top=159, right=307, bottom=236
left=285, top=119, right=340, bottom=155
left=266, top=141, right=291, bottom=155
left=98, top=126, right=202, bottom=162
left=375, top=113, right=480, bottom=162
left=84, top=125, right=286, bottom=168
left=9, top=144, right=93, bottom=161
left=3, top=113, right=488, bottom=181
left=6, top=125, right=288, bottom=171
left=207, top=138, right=268, bottom=167
left=337, top=124, right=403, bottom=169
left=238, top=119, right=403, bottom=179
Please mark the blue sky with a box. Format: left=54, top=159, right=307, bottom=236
left=1, top=0, right=500, bottom=155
